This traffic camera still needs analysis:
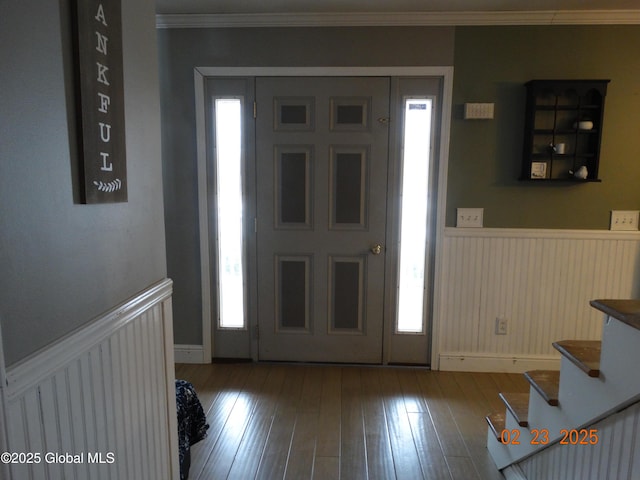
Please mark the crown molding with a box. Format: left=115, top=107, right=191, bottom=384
left=156, top=10, right=640, bottom=29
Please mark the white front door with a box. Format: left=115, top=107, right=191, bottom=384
left=255, top=77, right=390, bottom=363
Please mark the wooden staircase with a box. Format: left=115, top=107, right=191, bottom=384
left=485, top=299, right=640, bottom=475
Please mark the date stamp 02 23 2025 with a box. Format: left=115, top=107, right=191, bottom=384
left=500, top=428, right=599, bottom=446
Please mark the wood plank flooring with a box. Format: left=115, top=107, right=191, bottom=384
left=175, top=363, right=529, bottom=480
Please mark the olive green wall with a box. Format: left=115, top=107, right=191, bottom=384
left=449, top=26, right=640, bottom=229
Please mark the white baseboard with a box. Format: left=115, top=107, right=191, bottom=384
left=174, top=344, right=206, bottom=364
left=439, top=352, right=560, bottom=373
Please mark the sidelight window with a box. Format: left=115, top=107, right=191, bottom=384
left=396, top=98, right=433, bottom=333
left=214, top=98, right=246, bottom=329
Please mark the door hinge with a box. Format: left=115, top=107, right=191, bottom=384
left=254, top=324, right=259, bottom=340
left=253, top=101, right=257, bottom=119
left=254, top=217, right=258, bottom=233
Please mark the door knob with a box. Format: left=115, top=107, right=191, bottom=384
left=370, top=244, right=383, bottom=255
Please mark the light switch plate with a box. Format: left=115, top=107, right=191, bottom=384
left=610, top=210, right=639, bottom=231
left=457, top=208, right=484, bottom=228
left=464, top=103, right=495, bottom=120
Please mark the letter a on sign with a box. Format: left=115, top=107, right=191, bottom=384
left=73, top=0, right=127, bottom=203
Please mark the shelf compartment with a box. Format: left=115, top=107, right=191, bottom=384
left=520, top=79, right=609, bottom=183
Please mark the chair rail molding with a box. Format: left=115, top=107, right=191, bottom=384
left=1, top=279, right=179, bottom=480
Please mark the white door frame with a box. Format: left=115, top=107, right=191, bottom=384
left=194, top=66, right=453, bottom=368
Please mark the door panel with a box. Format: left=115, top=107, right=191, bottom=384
left=256, top=77, right=389, bottom=363
left=276, top=255, right=311, bottom=332
left=330, top=147, right=368, bottom=228
left=329, top=256, right=365, bottom=332
left=275, top=146, right=313, bottom=228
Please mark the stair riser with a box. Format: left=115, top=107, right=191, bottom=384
left=527, top=387, right=571, bottom=436
left=600, top=315, right=640, bottom=383
left=558, top=360, right=609, bottom=423
left=500, top=398, right=566, bottom=466
left=504, top=411, right=526, bottom=432
left=487, top=429, right=515, bottom=470
left=557, top=319, right=640, bottom=424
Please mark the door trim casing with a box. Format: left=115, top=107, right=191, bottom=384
left=194, top=66, right=453, bottom=368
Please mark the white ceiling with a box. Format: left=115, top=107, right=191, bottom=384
left=156, top=0, right=640, bottom=15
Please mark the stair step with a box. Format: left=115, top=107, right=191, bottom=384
left=499, top=392, right=529, bottom=427
left=590, top=299, right=640, bottom=331
left=485, top=412, right=506, bottom=442
left=552, top=340, right=601, bottom=377
left=524, top=370, right=560, bottom=406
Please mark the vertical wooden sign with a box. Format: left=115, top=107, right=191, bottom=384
left=73, top=0, right=127, bottom=203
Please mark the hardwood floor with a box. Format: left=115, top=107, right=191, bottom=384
left=175, top=363, right=529, bottom=480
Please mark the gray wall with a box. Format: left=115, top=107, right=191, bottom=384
left=0, top=0, right=166, bottom=366
left=157, top=26, right=455, bottom=346
left=158, top=24, right=640, bottom=348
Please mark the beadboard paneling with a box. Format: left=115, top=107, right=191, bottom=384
left=518, top=399, right=640, bottom=479
left=1, top=279, right=179, bottom=480
left=437, top=229, right=640, bottom=370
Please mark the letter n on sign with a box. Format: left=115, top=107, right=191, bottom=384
left=72, top=0, right=127, bottom=203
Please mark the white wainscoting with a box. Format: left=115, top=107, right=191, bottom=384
left=0, top=279, right=179, bottom=480
left=517, top=398, right=640, bottom=479
left=435, top=228, right=640, bottom=372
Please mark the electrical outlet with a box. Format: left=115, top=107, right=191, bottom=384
left=495, top=317, right=508, bottom=335
left=457, top=208, right=483, bottom=228
left=610, top=210, right=639, bottom=231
